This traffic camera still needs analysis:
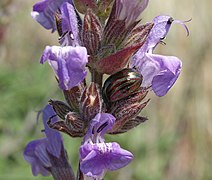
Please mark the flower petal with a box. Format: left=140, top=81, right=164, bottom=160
left=83, top=113, right=116, bottom=143
left=42, top=105, right=63, bottom=158
left=146, top=15, right=174, bottom=50
left=133, top=53, right=161, bottom=87
left=40, top=46, right=88, bottom=90
left=31, top=0, right=73, bottom=32
left=80, top=142, right=133, bottom=177
left=34, top=141, right=52, bottom=168
left=134, top=53, right=181, bottom=96
left=23, top=139, right=50, bottom=176
left=151, top=54, right=182, bottom=96
left=91, top=113, right=116, bottom=136
left=60, top=2, right=79, bottom=45
left=115, top=0, right=149, bottom=26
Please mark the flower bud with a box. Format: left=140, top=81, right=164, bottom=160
left=81, top=9, right=102, bottom=56
left=65, top=112, right=86, bottom=137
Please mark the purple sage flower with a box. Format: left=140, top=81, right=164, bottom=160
left=31, top=0, right=73, bottom=32
left=80, top=113, right=133, bottom=179
left=40, top=46, right=88, bottom=90
left=23, top=105, right=74, bottom=179
left=131, top=15, right=188, bottom=96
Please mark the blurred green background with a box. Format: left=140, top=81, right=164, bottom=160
left=0, top=0, right=212, bottom=179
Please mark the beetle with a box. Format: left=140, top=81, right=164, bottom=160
left=102, top=68, right=143, bottom=104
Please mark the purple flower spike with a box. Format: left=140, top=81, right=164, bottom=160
left=80, top=142, right=133, bottom=178
left=40, top=46, right=88, bottom=90
left=23, top=105, right=63, bottom=176
left=31, top=0, right=73, bottom=32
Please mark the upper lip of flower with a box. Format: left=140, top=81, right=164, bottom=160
left=83, top=113, right=116, bottom=144
left=32, top=0, right=74, bottom=31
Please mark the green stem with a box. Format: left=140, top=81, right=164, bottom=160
left=91, top=68, right=103, bottom=87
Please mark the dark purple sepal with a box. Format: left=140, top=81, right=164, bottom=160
left=124, top=22, right=153, bottom=47
left=65, top=112, right=86, bottom=135
left=42, top=105, right=63, bottom=158
left=47, top=112, right=85, bottom=138
left=80, top=83, right=102, bottom=122
left=108, top=116, right=148, bottom=134
left=110, top=99, right=149, bottom=132
left=102, top=0, right=149, bottom=48
left=63, top=83, right=85, bottom=113
left=96, top=43, right=143, bottom=74
left=103, top=19, right=139, bottom=49
left=81, top=9, right=102, bottom=56
left=48, top=99, right=72, bottom=120
left=48, top=146, right=76, bottom=180
left=107, top=89, right=149, bottom=132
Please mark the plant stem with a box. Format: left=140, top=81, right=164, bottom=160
left=91, top=68, right=103, bottom=87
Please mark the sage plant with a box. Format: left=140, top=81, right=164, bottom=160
left=23, top=0, right=189, bottom=179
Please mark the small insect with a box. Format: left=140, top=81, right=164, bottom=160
left=102, top=68, right=143, bottom=105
